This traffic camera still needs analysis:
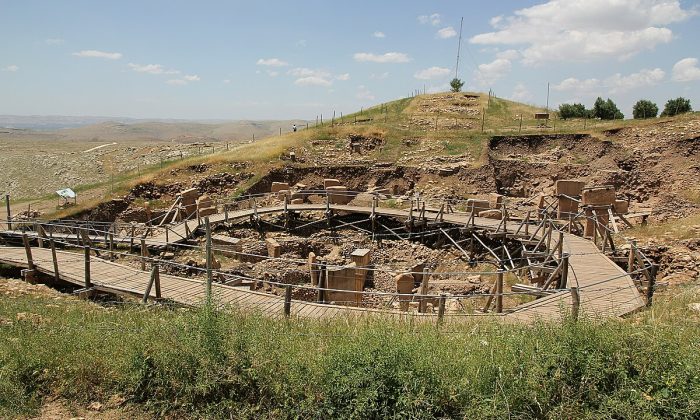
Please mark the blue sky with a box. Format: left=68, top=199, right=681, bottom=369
left=1, top=0, right=699, bottom=120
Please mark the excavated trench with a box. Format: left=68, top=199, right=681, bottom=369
left=62, top=130, right=697, bottom=227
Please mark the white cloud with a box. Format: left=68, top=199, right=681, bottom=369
left=553, top=77, right=601, bottom=95
left=289, top=68, right=334, bottom=86
left=295, top=77, right=332, bottom=87
left=606, top=68, right=665, bottom=93
left=166, top=74, right=200, bottom=86
left=473, top=58, right=512, bottom=86
left=353, top=52, right=411, bottom=63
left=370, top=72, right=389, bottom=80
left=1, top=65, right=19, bottom=72
left=470, top=0, right=696, bottom=64
left=372, top=31, right=386, bottom=38
left=128, top=63, right=180, bottom=75
left=356, top=85, right=375, bottom=100
left=45, top=38, right=64, bottom=45
left=672, top=57, right=700, bottom=82
left=510, top=83, right=533, bottom=102
left=256, top=58, right=289, bottom=67
left=414, top=66, right=451, bottom=80
left=223, top=79, right=231, bottom=84
left=496, top=49, right=520, bottom=60
left=418, top=13, right=441, bottom=26
left=72, top=50, right=122, bottom=60
left=436, top=26, right=457, bottom=39
left=266, top=70, right=279, bottom=77
left=553, top=67, right=666, bottom=95
left=335, top=73, right=350, bottom=81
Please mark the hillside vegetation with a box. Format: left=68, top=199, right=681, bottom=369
left=1, top=278, right=699, bottom=419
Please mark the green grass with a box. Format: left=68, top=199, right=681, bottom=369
left=2, top=280, right=700, bottom=418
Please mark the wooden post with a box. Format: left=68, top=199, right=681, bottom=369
left=437, top=294, right=446, bottom=324
left=419, top=267, right=430, bottom=313
left=109, top=232, right=114, bottom=260
left=165, top=226, right=169, bottom=244
left=627, top=240, right=636, bottom=273
left=84, top=245, right=91, bottom=288
left=143, top=264, right=158, bottom=304
left=50, top=239, right=59, bottom=282
left=22, top=233, right=34, bottom=270
left=570, top=286, right=580, bottom=321
left=559, top=253, right=570, bottom=289
left=5, top=194, right=11, bottom=230
left=140, top=238, right=147, bottom=271
left=205, top=217, right=213, bottom=301
left=284, top=284, right=292, bottom=317
left=646, top=264, right=657, bottom=307
left=36, top=224, right=45, bottom=248
left=154, top=262, right=161, bottom=299
left=316, top=265, right=326, bottom=303
left=481, top=108, right=485, bottom=132
left=495, top=271, right=504, bottom=313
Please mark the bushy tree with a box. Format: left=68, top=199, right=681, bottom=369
left=632, top=99, right=658, bottom=119
left=558, top=103, right=589, bottom=119
left=593, top=97, right=624, bottom=120
left=450, top=78, right=464, bottom=93
left=660, top=97, right=692, bottom=117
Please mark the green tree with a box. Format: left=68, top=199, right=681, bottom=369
left=660, top=97, right=692, bottom=117
left=632, top=99, right=658, bottom=119
left=450, top=78, right=464, bottom=93
left=592, top=97, right=624, bottom=120
left=558, top=103, right=588, bottom=119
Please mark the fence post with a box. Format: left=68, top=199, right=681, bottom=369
left=140, top=238, right=147, bottom=271
left=646, top=264, right=657, bottom=307
left=5, top=194, right=11, bottom=230
left=284, top=284, right=292, bottom=317
left=22, top=233, right=34, bottom=270
left=205, top=217, right=213, bottom=302
left=437, top=294, right=446, bottom=324
left=143, top=264, right=158, bottom=304
left=50, top=238, right=59, bottom=282
left=419, top=267, right=430, bottom=313
left=570, top=286, right=580, bottom=321
left=496, top=270, right=504, bottom=313
left=84, top=245, right=91, bottom=289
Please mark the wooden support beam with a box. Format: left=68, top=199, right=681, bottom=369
left=22, top=233, right=34, bottom=270
left=140, top=238, right=147, bottom=271
left=84, top=245, right=91, bottom=289
left=558, top=253, right=570, bottom=289
left=49, top=238, right=59, bottom=282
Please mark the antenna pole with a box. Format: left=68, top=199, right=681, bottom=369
left=455, top=17, right=464, bottom=78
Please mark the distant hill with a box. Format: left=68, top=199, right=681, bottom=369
left=0, top=116, right=309, bottom=142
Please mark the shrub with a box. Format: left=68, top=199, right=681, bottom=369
left=633, top=99, right=659, bottom=119
left=661, top=97, right=692, bottom=117
left=450, top=78, right=464, bottom=93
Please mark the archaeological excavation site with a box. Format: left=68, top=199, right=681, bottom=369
left=1, top=93, right=699, bottom=323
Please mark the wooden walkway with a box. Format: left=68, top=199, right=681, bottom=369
left=0, top=204, right=646, bottom=322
